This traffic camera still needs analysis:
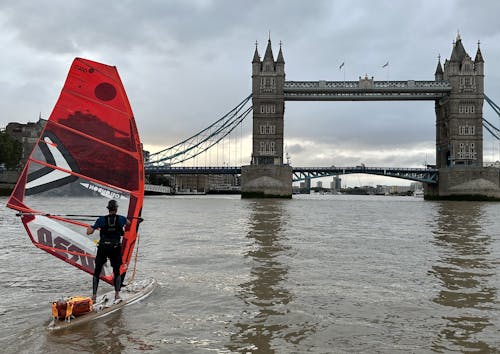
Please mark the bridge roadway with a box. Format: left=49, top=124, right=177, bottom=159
left=145, top=165, right=438, bottom=184
left=283, top=80, right=451, bottom=101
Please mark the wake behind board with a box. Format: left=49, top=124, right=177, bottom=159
left=48, top=278, right=156, bottom=331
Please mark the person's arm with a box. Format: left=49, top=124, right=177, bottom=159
left=87, top=217, right=101, bottom=235
left=121, top=215, right=131, bottom=232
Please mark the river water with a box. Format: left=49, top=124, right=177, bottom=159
left=0, top=194, right=499, bottom=353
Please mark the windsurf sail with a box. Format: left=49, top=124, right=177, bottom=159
left=7, top=58, right=144, bottom=285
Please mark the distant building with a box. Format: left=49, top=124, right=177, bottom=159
left=330, top=176, right=341, bottom=192
left=174, top=174, right=208, bottom=193
left=299, top=177, right=311, bottom=194
left=410, top=182, right=423, bottom=191
left=208, top=174, right=240, bottom=193
left=390, top=185, right=412, bottom=194
left=6, top=119, right=46, bottom=166
left=172, top=173, right=241, bottom=194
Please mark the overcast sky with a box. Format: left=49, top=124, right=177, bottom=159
left=2, top=0, right=500, bottom=186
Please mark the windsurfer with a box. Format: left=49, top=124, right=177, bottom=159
left=86, top=199, right=130, bottom=302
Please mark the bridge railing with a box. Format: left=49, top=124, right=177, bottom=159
left=292, top=166, right=438, bottom=184
left=145, top=164, right=438, bottom=184
left=284, top=80, right=452, bottom=90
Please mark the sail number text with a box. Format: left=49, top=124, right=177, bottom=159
left=37, top=227, right=95, bottom=270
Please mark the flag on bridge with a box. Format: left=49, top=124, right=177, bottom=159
left=339, top=62, right=345, bottom=70
left=382, top=61, right=389, bottom=68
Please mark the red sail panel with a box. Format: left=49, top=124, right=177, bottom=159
left=7, top=58, right=144, bottom=286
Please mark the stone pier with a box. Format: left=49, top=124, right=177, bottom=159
left=425, top=167, right=500, bottom=200
left=241, top=165, right=292, bottom=198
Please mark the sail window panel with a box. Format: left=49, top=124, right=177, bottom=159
left=20, top=161, right=132, bottom=253
left=62, top=60, right=134, bottom=131
left=46, top=124, right=140, bottom=192
left=52, top=94, right=135, bottom=152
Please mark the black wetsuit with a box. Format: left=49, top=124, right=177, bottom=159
left=93, top=214, right=125, bottom=295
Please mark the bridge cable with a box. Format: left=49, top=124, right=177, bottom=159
left=147, top=103, right=253, bottom=166
left=146, top=94, right=252, bottom=166
left=485, top=94, right=500, bottom=117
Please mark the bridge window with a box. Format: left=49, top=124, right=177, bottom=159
left=259, top=141, right=276, bottom=155
left=259, top=104, right=276, bottom=114
left=260, top=77, right=276, bottom=93
left=459, top=125, right=475, bottom=135
left=457, top=142, right=476, bottom=160
left=259, top=123, right=276, bottom=135
left=458, top=104, right=475, bottom=114
left=459, top=77, right=475, bottom=92
left=260, top=78, right=275, bottom=85
left=460, top=77, right=475, bottom=86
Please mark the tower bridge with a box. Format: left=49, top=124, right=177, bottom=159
left=240, top=33, right=500, bottom=199
left=146, top=33, right=500, bottom=200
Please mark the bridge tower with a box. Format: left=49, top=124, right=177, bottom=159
left=435, top=33, right=484, bottom=168
left=427, top=34, right=500, bottom=199
left=241, top=38, right=292, bottom=197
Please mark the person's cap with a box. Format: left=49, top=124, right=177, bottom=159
left=107, top=200, right=118, bottom=210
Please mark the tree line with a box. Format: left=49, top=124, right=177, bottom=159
left=0, top=130, right=22, bottom=169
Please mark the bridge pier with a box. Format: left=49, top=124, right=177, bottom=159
left=241, top=165, right=292, bottom=198
left=425, top=167, right=500, bottom=200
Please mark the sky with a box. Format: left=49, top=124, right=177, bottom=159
left=2, top=0, right=500, bottom=187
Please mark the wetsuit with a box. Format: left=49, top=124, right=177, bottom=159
left=91, top=214, right=128, bottom=296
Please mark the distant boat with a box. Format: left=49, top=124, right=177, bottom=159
left=414, top=189, right=424, bottom=198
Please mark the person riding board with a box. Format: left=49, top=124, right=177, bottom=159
left=86, top=199, right=130, bottom=302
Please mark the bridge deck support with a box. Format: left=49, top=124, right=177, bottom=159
left=425, top=167, right=500, bottom=200
left=241, top=165, right=292, bottom=198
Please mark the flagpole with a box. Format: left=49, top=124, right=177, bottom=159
left=339, top=60, right=346, bottom=85
left=382, top=61, right=389, bottom=81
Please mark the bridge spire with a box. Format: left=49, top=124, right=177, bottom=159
left=252, top=40, right=260, bottom=63
left=450, top=32, right=467, bottom=62
left=475, top=40, right=484, bottom=63
left=263, top=37, right=275, bottom=62
left=434, top=54, right=443, bottom=80
left=277, top=41, right=285, bottom=63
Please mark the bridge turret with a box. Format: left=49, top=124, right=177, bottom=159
left=434, top=55, right=443, bottom=81
left=276, top=42, right=285, bottom=75
left=252, top=41, right=260, bottom=71
left=263, top=39, right=275, bottom=68
left=474, top=41, right=484, bottom=76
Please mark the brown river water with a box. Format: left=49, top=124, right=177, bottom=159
left=0, top=194, right=499, bottom=353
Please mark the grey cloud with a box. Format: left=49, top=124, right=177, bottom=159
left=1, top=0, right=500, bottom=173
